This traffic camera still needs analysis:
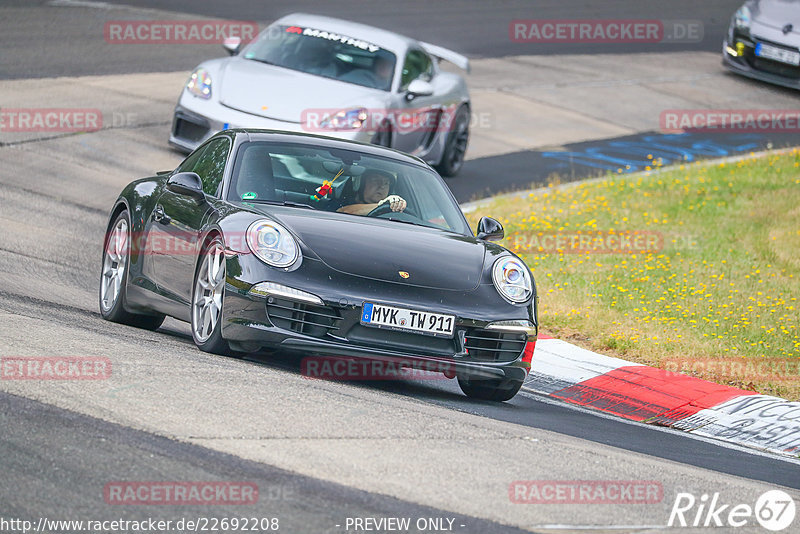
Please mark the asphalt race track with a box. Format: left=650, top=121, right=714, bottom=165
left=451, top=130, right=800, bottom=202
left=1, top=1, right=799, bottom=532
left=0, top=391, right=532, bottom=533
left=2, top=0, right=745, bottom=78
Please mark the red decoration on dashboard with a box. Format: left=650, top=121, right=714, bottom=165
left=311, top=180, right=334, bottom=201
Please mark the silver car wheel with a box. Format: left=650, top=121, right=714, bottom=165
left=100, top=218, right=129, bottom=312
left=192, top=241, right=225, bottom=342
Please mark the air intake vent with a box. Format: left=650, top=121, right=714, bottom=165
left=266, top=298, right=342, bottom=337
left=464, top=329, right=527, bottom=362
left=751, top=57, right=800, bottom=79
left=173, top=118, right=209, bottom=143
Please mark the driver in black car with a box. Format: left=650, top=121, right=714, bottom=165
left=337, top=169, right=406, bottom=215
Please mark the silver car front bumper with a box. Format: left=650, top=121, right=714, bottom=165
left=169, top=92, right=377, bottom=153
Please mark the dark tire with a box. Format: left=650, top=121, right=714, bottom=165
left=371, top=122, right=392, bottom=147
left=191, top=235, right=232, bottom=356
left=435, top=105, right=470, bottom=177
left=457, top=374, right=523, bottom=402
left=99, top=210, right=165, bottom=330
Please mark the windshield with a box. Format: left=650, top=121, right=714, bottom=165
left=243, top=25, right=396, bottom=91
left=227, top=141, right=471, bottom=235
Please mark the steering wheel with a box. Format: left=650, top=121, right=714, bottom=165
left=366, top=203, right=393, bottom=217
left=367, top=202, right=420, bottom=220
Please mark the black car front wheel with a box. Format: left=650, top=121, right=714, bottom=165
left=457, top=374, right=524, bottom=402
left=191, top=235, right=232, bottom=355
left=99, top=210, right=165, bottom=330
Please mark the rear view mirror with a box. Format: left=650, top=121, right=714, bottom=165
left=223, top=37, right=242, bottom=56
left=406, top=79, right=434, bottom=100
left=476, top=216, right=504, bottom=241
left=167, top=172, right=205, bottom=200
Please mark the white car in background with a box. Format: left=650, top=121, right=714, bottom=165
left=170, top=13, right=472, bottom=176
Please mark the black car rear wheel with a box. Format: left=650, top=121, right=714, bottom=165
left=191, top=235, right=232, bottom=355
left=99, top=210, right=165, bottom=330
left=457, top=374, right=524, bottom=402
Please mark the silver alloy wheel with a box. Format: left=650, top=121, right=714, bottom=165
left=192, top=241, right=225, bottom=342
left=100, top=218, right=129, bottom=312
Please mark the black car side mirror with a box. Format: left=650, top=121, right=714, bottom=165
left=167, top=172, right=205, bottom=201
left=476, top=216, right=504, bottom=241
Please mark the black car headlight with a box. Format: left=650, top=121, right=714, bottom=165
left=247, top=220, right=300, bottom=268
left=492, top=256, right=532, bottom=303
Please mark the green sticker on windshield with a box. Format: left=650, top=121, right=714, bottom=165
left=242, top=191, right=257, bottom=200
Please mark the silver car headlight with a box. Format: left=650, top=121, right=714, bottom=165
left=247, top=220, right=300, bottom=268
left=492, top=256, right=532, bottom=303
left=319, top=108, right=368, bottom=130
left=734, top=4, right=751, bottom=30
left=187, top=68, right=212, bottom=99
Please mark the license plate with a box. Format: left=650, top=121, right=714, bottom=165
left=361, top=302, right=455, bottom=338
left=756, top=42, right=800, bottom=66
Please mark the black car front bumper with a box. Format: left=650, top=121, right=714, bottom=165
left=220, top=252, right=536, bottom=383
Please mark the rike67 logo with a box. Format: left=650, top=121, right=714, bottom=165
left=669, top=490, right=796, bottom=531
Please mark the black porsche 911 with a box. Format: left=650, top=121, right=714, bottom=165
left=99, top=129, right=538, bottom=401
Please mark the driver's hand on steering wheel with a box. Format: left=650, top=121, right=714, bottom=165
left=379, top=195, right=406, bottom=212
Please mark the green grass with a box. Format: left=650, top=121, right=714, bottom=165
left=466, top=150, right=800, bottom=400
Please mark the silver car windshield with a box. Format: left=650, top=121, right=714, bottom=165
left=228, top=141, right=470, bottom=235
left=243, top=25, right=396, bottom=91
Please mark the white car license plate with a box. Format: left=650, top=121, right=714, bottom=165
left=361, top=302, right=455, bottom=337
left=756, top=42, right=800, bottom=66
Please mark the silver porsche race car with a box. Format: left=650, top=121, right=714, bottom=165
left=170, top=13, right=472, bottom=176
